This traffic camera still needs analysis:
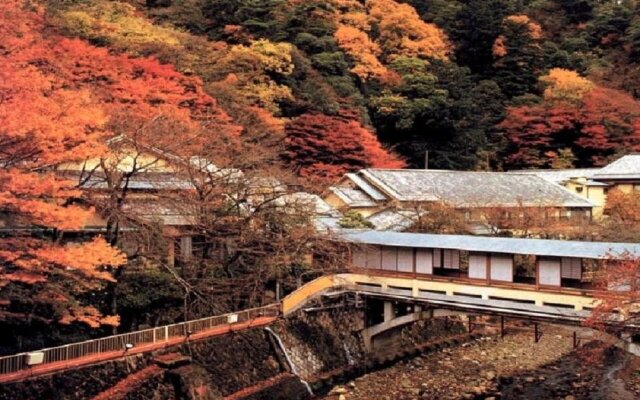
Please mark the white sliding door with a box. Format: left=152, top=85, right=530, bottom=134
left=468, top=252, right=488, bottom=280
left=539, top=257, right=561, bottom=286
left=490, top=254, right=513, bottom=282
left=397, top=248, right=414, bottom=273
left=381, top=247, right=397, bottom=271
left=416, top=249, right=433, bottom=275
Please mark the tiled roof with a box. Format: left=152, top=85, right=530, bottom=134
left=509, top=168, right=600, bottom=184
left=358, top=169, right=595, bottom=208
left=279, top=192, right=342, bottom=218
left=329, top=187, right=379, bottom=207
left=344, top=173, right=387, bottom=201
left=68, top=172, right=195, bottom=190
left=593, top=154, right=640, bottom=180
left=366, top=209, right=418, bottom=231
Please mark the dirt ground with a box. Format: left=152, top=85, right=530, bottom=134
left=321, top=324, right=640, bottom=400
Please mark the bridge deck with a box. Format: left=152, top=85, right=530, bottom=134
left=0, top=316, right=275, bottom=384
left=283, top=273, right=597, bottom=321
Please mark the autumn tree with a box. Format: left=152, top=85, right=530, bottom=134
left=585, top=255, right=640, bottom=338
left=0, top=0, right=126, bottom=334
left=599, top=189, right=640, bottom=242
left=501, top=70, right=640, bottom=169
left=366, top=0, right=451, bottom=61
left=284, top=110, right=405, bottom=186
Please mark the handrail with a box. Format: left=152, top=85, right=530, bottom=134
left=281, top=275, right=336, bottom=316
left=0, top=304, right=280, bottom=377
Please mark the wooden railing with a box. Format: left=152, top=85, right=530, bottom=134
left=0, top=304, right=279, bottom=377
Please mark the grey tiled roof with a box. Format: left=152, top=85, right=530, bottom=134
left=509, top=168, right=600, bottom=184
left=366, top=209, right=418, bottom=231
left=341, top=230, right=640, bottom=260
left=329, top=187, right=379, bottom=207
left=69, top=173, right=195, bottom=190
left=279, top=192, right=342, bottom=218
left=593, top=154, right=640, bottom=180
left=345, top=173, right=387, bottom=201
left=358, top=169, right=595, bottom=208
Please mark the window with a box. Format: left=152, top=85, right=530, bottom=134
left=561, top=257, right=582, bottom=280
left=442, top=249, right=460, bottom=269
left=175, top=236, right=193, bottom=261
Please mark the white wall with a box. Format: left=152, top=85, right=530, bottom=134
left=397, top=248, right=414, bottom=273
left=366, top=246, right=382, bottom=269
left=468, top=252, right=488, bottom=280
left=416, top=249, right=433, bottom=274
left=539, top=257, right=561, bottom=286
left=381, top=246, right=397, bottom=271
left=490, top=254, right=513, bottom=282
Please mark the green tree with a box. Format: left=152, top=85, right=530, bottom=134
left=450, top=0, right=513, bottom=73
left=493, top=15, right=544, bottom=97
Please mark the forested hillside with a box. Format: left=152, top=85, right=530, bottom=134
left=2, top=0, right=640, bottom=352
left=6, top=0, right=624, bottom=180
left=31, top=0, right=640, bottom=179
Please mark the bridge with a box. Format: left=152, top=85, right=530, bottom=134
left=1, top=232, right=639, bottom=384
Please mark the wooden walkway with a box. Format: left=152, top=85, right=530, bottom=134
left=0, top=316, right=276, bottom=385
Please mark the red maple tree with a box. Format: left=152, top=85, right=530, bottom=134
left=501, top=86, right=640, bottom=168
left=284, top=109, right=405, bottom=186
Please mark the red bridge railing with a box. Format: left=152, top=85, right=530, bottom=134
left=0, top=304, right=280, bottom=377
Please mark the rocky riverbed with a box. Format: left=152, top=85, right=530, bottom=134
left=321, top=324, right=640, bottom=400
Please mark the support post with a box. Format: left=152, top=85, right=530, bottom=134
left=500, top=316, right=505, bottom=338
left=534, top=323, right=542, bottom=343
left=383, top=301, right=394, bottom=322
left=573, top=331, right=581, bottom=349
left=468, top=316, right=475, bottom=335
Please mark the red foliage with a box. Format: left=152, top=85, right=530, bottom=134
left=0, top=0, right=242, bottom=326
left=501, top=87, right=640, bottom=168
left=284, top=110, right=405, bottom=185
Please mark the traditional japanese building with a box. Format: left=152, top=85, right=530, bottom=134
left=325, top=169, right=596, bottom=233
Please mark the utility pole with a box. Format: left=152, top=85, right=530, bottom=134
left=424, top=151, right=429, bottom=170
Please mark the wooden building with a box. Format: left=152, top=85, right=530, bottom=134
left=344, top=230, right=640, bottom=292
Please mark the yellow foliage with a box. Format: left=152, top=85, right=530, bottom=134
left=504, top=15, right=543, bottom=40
left=367, top=0, right=451, bottom=60
left=242, top=81, right=295, bottom=114
left=214, top=39, right=295, bottom=113
left=540, top=68, right=594, bottom=103
left=237, top=40, right=295, bottom=75
left=59, top=2, right=182, bottom=55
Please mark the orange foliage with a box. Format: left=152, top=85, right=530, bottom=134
left=332, top=0, right=451, bottom=80
left=334, top=24, right=390, bottom=81
left=367, top=0, right=451, bottom=61
left=0, top=0, right=190, bottom=327
left=492, top=35, right=508, bottom=57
